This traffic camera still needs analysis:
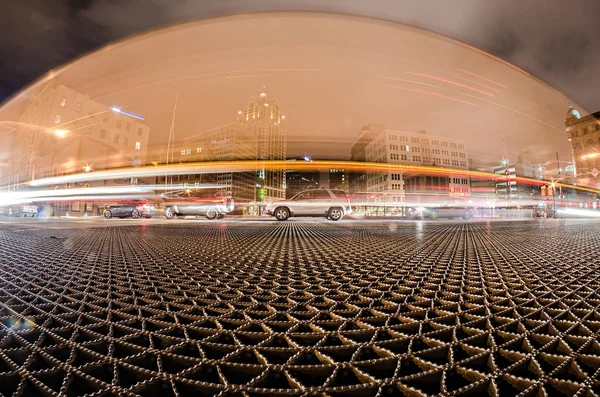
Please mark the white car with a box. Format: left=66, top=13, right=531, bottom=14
left=265, top=189, right=352, bottom=221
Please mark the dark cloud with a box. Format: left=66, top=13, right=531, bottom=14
left=541, top=31, right=590, bottom=74
left=1, top=0, right=599, bottom=110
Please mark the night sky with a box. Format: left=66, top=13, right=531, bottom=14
left=1, top=0, right=599, bottom=111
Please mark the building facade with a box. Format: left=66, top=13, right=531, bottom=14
left=4, top=80, right=150, bottom=188
left=565, top=106, right=600, bottom=177
left=178, top=92, right=287, bottom=211
left=492, top=162, right=536, bottom=201
left=285, top=159, right=320, bottom=198
left=363, top=127, right=470, bottom=204
left=349, top=124, right=385, bottom=193
left=237, top=92, right=287, bottom=201
left=179, top=123, right=256, bottom=203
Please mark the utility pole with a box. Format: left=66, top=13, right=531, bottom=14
left=165, top=93, right=178, bottom=190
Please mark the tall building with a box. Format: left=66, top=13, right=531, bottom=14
left=237, top=92, right=287, bottom=201
left=565, top=106, right=600, bottom=177
left=180, top=124, right=256, bottom=202
left=349, top=124, right=385, bottom=193
left=492, top=162, right=535, bottom=200
left=178, top=92, right=287, bottom=212
left=3, top=80, right=150, bottom=188
left=363, top=128, right=470, bottom=204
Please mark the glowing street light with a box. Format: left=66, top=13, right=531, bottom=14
left=501, top=159, right=509, bottom=166
left=52, top=129, right=70, bottom=138
left=83, top=165, right=92, bottom=173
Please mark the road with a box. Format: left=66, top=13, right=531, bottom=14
left=0, top=218, right=599, bottom=396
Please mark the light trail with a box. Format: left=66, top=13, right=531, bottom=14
left=443, top=37, right=530, bottom=75
left=456, top=92, right=562, bottom=132
left=407, top=72, right=494, bottom=97
left=386, top=86, right=478, bottom=107
left=23, top=160, right=600, bottom=196
left=225, top=74, right=271, bottom=79
left=94, top=69, right=320, bottom=100
left=457, top=76, right=500, bottom=93
left=457, top=68, right=508, bottom=89
left=378, top=76, right=447, bottom=90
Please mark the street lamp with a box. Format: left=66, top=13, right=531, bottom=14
left=83, top=164, right=92, bottom=173
left=51, top=129, right=70, bottom=138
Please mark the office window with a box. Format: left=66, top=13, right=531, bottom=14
left=54, top=114, right=61, bottom=124
left=135, top=141, right=141, bottom=150
left=75, top=102, right=82, bottom=112
left=138, top=128, right=143, bottom=136
left=126, top=122, right=131, bottom=131
left=60, top=97, right=67, bottom=107
left=196, top=147, right=202, bottom=153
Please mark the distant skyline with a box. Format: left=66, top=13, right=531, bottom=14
left=0, top=13, right=579, bottom=170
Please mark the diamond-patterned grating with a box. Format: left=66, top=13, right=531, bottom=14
left=0, top=220, right=600, bottom=396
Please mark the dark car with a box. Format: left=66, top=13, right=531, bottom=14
left=103, top=199, right=155, bottom=219
left=162, top=189, right=234, bottom=220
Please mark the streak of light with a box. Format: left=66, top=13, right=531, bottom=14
left=0, top=184, right=221, bottom=205
left=443, top=37, right=530, bottom=75
left=385, top=86, right=478, bottom=107
left=407, top=72, right=494, bottom=97
left=24, top=160, right=600, bottom=196
left=456, top=92, right=562, bottom=132
left=457, top=68, right=508, bottom=88
left=581, top=153, right=600, bottom=160
left=457, top=76, right=500, bottom=93
left=378, top=76, right=447, bottom=90
left=225, top=74, right=271, bottom=79
left=94, top=69, right=320, bottom=100
left=558, top=208, right=600, bottom=218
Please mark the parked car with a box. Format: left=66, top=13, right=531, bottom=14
left=265, top=189, right=352, bottom=221
left=409, top=201, right=473, bottom=220
left=103, top=199, right=156, bottom=219
left=162, top=189, right=234, bottom=220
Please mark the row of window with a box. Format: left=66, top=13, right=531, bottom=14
left=391, top=184, right=402, bottom=190
left=450, top=187, right=469, bottom=193
left=181, top=148, right=202, bottom=156
left=570, top=124, right=600, bottom=138
left=451, top=178, right=469, bottom=184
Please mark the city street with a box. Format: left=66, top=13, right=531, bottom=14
left=1, top=219, right=599, bottom=396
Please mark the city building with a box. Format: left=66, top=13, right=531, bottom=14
left=4, top=80, right=150, bottom=188
left=177, top=92, right=287, bottom=212
left=565, top=106, right=600, bottom=178
left=237, top=92, right=287, bottom=201
left=349, top=124, right=385, bottom=193
left=180, top=124, right=256, bottom=203
left=492, top=161, right=536, bottom=201
left=362, top=127, right=470, bottom=204
left=285, top=158, right=320, bottom=198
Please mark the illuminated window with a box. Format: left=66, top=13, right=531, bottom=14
left=60, top=97, right=67, bottom=107
left=75, top=102, right=82, bottom=112
left=135, top=141, right=141, bottom=150
left=54, top=114, right=61, bottom=124
left=196, top=147, right=202, bottom=153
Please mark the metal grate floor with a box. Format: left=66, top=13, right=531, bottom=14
left=0, top=220, right=600, bottom=396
